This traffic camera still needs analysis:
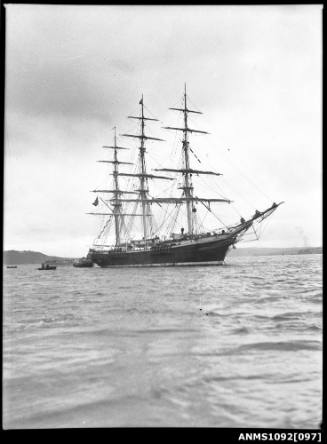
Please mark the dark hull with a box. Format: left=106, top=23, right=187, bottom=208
left=89, top=235, right=235, bottom=268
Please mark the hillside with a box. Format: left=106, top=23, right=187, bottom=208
left=3, top=250, right=74, bottom=265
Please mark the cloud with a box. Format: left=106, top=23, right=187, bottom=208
left=4, top=5, right=322, bottom=255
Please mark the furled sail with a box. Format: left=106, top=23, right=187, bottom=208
left=153, top=168, right=222, bottom=176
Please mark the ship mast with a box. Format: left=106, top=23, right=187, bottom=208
left=138, top=96, right=149, bottom=241
left=112, top=127, right=122, bottom=245
left=157, top=84, right=225, bottom=236
left=121, top=96, right=172, bottom=244
left=116, top=88, right=231, bottom=238
left=88, top=129, right=136, bottom=246
left=98, top=89, right=230, bottom=244
left=182, top=84, right=194, bottom=234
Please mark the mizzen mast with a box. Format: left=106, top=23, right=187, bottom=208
left=88, top=128, right=134, bottom=246
left=111, top=127, right=125, bottom=245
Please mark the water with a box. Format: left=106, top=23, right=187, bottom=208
left=3, top=254, right=322, bottom=428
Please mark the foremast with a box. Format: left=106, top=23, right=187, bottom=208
left=181, top=85, right=193, bottom=234
left=156, top=84, right=230, bottom=236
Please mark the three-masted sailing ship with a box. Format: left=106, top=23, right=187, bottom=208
left=87, top=86, right=282, bottom=267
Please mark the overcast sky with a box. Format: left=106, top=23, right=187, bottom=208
left=4, top=5, right=322, bottom=256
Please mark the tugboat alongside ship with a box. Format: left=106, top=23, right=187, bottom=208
left=37, top=263, right=56, bottom=271
left=73, top=258, right=94, bottom=268
left=85, top=86, right=282, bottom=268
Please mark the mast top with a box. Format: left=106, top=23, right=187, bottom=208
left=127, top=94, right=159, bottom=121
left=167, top=84, right=203, bottom=116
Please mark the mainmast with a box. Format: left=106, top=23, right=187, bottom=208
left=138, top=96, right=150, bottom=241
left=121, top=96, right=171, bottom=243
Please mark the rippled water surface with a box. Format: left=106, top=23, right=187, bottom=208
left=3, top=254, right=322, bottom=428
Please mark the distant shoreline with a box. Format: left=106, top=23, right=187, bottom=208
left=3, top=247, right=322, bottom=265
left=3, top=250, right=75, bottom=266
left=229, top=246, right=322, bottom=257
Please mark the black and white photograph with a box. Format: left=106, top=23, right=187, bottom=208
left=3, top=4, right=322, bottom=430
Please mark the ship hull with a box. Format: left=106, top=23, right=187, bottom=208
left=89, top=235, right=235, bottom=268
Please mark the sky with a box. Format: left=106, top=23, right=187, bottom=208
left=4, top=4, right=322, bottom=257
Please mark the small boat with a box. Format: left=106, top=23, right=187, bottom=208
left=73, top=257, right=94, bottom=268
left=7, top=265, right=18, bottom=269
left=37, top=263, right=56, bottom=270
